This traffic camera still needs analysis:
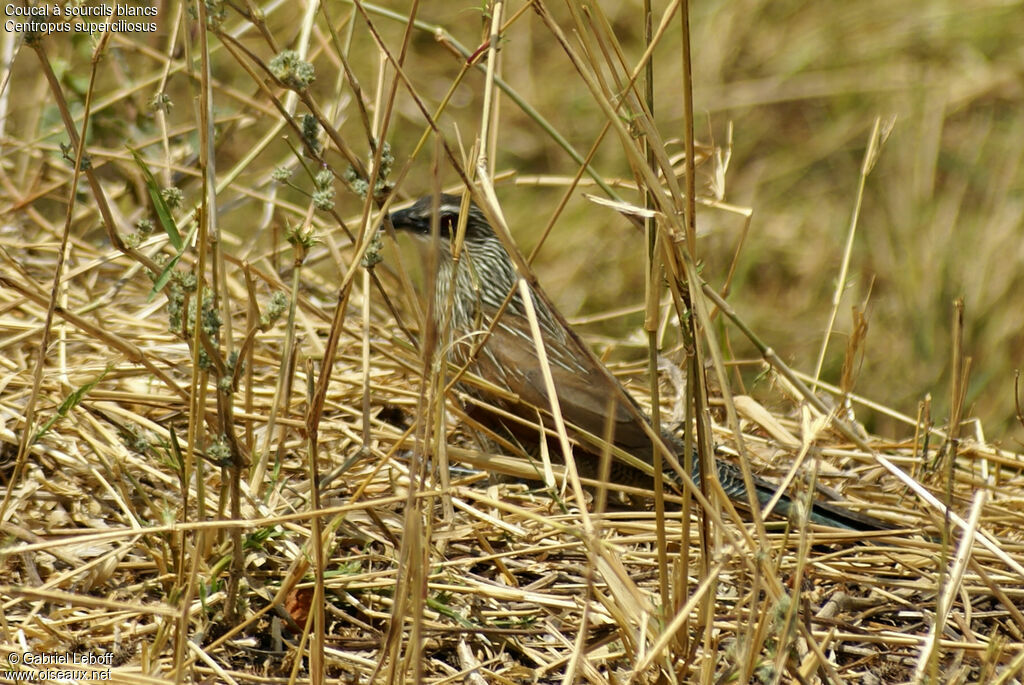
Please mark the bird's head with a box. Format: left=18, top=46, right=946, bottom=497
left=388, top=193, right=496, bottom=247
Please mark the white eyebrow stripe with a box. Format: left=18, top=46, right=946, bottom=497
left=435, top=203, right=461, bottom=215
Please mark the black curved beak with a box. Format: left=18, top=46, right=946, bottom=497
left=387, top=205, right=428, bottom=235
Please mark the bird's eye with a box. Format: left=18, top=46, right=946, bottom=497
left=440, top=213, right=457, bottom=234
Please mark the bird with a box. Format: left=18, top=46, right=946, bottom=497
left=388, top=192, right=889, bottom=531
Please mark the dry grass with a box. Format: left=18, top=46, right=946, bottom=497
left=2, top=1, right=1024, bottom=683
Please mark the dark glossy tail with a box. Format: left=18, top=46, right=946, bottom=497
left=690, top=451, right=892, bottom=532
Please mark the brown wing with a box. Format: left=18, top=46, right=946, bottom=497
left=456, top=309, right=657, bottom=465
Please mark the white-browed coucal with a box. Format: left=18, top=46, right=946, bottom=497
left=389, top=192, right=888, bottom=531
